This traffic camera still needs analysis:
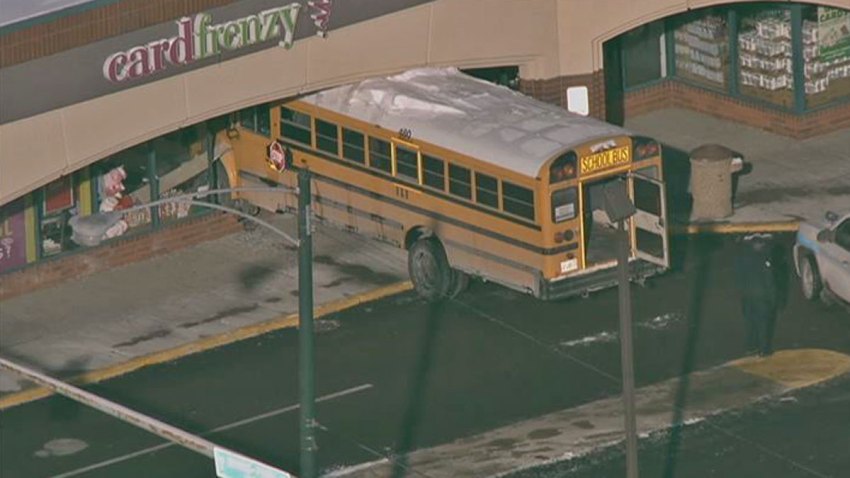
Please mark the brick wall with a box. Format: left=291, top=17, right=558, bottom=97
left=0, top=0, right=237, bottom=68
left=625, top=80, right=850, bottom=139
left=519, top=72, right=849, bottom=139
left=520, top=71, right=607, bottom=120
left=0, top=212, right=242, bottom=300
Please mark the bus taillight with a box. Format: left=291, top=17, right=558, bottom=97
left=554, top=229, right=575, bottom=243
left=633, top=137, right=660, bottom=160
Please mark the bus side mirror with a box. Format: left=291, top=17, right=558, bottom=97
left=817, top=229, right=834, bottom=243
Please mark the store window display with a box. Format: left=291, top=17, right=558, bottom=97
left=804, top=6, right=850, bottom=108
left=95, top=145, right=152, bottom=238
left=737, top=6, right=795, bottom=108
left=673, top=10, right=729, bottom=90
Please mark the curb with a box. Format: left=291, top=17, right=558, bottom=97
left=0, top=281, right=413, bottom=411
left=671, top=220, right=799, bottom=235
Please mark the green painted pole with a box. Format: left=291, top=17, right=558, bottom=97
left=618, top=219, right=639, bottom=478
left=728, top=9, right=740, bottom=97
left=790, top=5, right=806, bottom=113
left=206, top=126, right=217, bottom=204
left=148, top=142, right=160, bottom=229
left=298, top=168, right=317, bottom=478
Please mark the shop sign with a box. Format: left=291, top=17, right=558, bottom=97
left=0, top=205, right=28, bottom=273
left=818, top=7, right=850, bottom=61
left=103, top=0, right=334, bottom=83
left=580, top=146, right=631, bottom=176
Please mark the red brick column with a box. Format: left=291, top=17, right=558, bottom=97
left=519, top=71, right=607, bottom=120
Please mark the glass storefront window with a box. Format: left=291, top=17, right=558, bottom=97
left=803, top=6, right=850, bottom=109
left=737, top=6, right=795, bottom=108
left=673, top=10, right=729, bottom=90
left=40, top=175, right=77, bottom=257
left=623, top=22, right=665, bottom=88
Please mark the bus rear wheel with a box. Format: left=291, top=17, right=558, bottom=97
left=447, top=269, right=469, bottom=299
left=408, top=238, right=452, bottom=301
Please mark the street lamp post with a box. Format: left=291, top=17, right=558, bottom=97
left=68, top=177, right=317, bottom=478
left=617, top=218, right=639, bottom=478
left=596, top=179, right=639, bottom=478
left=297, top=169, right=317, bottom=478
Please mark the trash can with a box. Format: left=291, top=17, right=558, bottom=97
left=689, top=144, right=738, bottom=221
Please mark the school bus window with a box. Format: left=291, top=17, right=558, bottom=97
left=422, top=155, right=445, bottom=190
left=634, top=179, right=661, bottom=216
left=503, top=181, right=535, bottom=221
left=475, top=172, right=499, bottom=208
left=239, top=107, right=256, bottom=131
left=635, top=165, right=659, bottom=179
left=256, top=106, right=270, bottom=136
left=552, top=187, right=577, bottom=223
left=549, top=152, right=577, bottom=184
left=281, top=107, right=312, bottom=145
left=396, top=145, right=418, bottom=181
left=369, top=137, right=392, bottom=173
left=316, top=119, right=339, bottom=156
left=238, top=106, right=270, bottom=136
left=448, top=164, right=471, bottom=199
left=342, top=128, right=365, bottom=164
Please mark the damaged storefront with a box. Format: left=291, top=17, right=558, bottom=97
left=0, top=126, right=217, bottom=274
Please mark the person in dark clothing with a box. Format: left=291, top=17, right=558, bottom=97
left=735, top=233, right=779, bottom=357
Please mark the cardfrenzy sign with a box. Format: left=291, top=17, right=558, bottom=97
left=580, top=146, right=631, bottom=175
left=103, top=1, right=333, bottom=83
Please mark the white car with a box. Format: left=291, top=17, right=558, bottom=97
left=793, top=210, right=850, bottom=308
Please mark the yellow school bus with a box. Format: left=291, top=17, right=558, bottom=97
left=219, top=68, right=669, bottom=300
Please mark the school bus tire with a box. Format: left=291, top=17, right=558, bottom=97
left=447, top=269, right=470, bottom=299
left=408, top=238, right=452, bottom=301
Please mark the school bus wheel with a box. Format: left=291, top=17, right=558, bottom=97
left=408, top=238, right=452, bottom=301
left=447, top=269, right=469, bottom=299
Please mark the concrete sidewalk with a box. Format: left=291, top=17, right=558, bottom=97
left=627, top=108, right=850, bottom=232
left=0, top=214, right=409, bottom=406
left=328, top=349, right=850, bottom=478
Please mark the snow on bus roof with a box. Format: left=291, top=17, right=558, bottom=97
left=300, top=67, right=631, bottom=178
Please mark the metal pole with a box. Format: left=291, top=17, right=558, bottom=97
left=298, top=168, right=317, bottom=478
left=0, top=357, right=218, bottom=458
left=148, top=142, right=160, bottom=229
left=618, top=219, right=639, bottom=478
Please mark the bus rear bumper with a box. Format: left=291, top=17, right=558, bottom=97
left=538, top=260, right=666, bottom=301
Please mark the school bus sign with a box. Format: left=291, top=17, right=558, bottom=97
left=580, top=146, right=631, bottom=175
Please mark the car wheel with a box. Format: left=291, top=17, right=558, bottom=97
left=408, top=238, right=452, bottom=301
left=799, top=255, right=822, bottom=302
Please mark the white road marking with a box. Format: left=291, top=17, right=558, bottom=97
left=51, top=383, right=373, bottom=478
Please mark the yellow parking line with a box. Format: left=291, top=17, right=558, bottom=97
left=0, top=281, right=413, bottom=410
left=730, top=348, right=850, bottom=389
left=671, top=220, right=800, bottom=235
